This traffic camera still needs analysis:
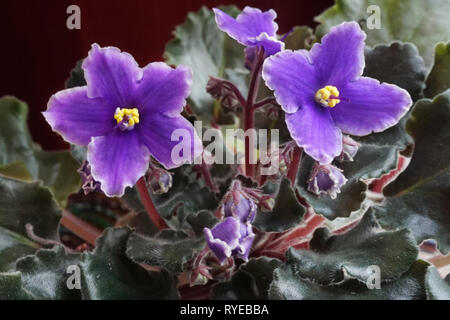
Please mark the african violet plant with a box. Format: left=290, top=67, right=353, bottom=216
left=1, top=1, right=450, bottom=300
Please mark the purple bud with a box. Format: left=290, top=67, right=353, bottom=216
left=146, top=167, right=173, bottom=194
left=339, top=135, right=360, bottom=162
left=307, top=164, right=347, bottom=199
left=221, top=181, right=257, bottom=223
left=78, top=161, right=101, bottom=195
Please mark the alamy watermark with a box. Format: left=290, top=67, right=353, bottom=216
left=170, top=121, right=280, bottom=176
left=66, top=5, right=81, bottom=30
left=366, top=265, right=381, bottom=289
left=366, top=5, right=381, bottom=30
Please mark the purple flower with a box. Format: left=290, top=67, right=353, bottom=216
left=204, top=217, right=255, bottom=264
left=43, top=44, right=202, bottom=197
left=213, top=6, right=284, bottom=60
left=262, top=22, right=412, bottom=164
left=307, top=163, right=347, bottom=199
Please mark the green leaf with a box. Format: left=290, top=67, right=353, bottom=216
left=211, top=257, right=282, bottom=300
left=315, top=0, right=450, bottom=69
left=364, top=42, right=426, bottom=101
left=284, top=26, right=315, bottom=50
left=0, top=96, right=81, bottom=207
left=164, top=6, right=247, bottom=122
left=0, top=175, right=62, bottom=240
left=0, top=272, right=34, bottom=300
left=33, top=150, right=82, bottom=207
left=425, top=42, right=450, bottom=98
left=283, top=210, right=418, bottom=285
left=269, top=259, right=429, bottom=300
left=296, top=135, right=404, bottom=220
left=0, top=226, right=38, bottom=272
left=14, top=245, right=82, bottom=300
left=79, top=227, right=179, bottom=299
left=254, top=178, right=306, bottom=232
left=425, top=266, right=450, bottom=300
left=374, top=90, right=450, bottom=253
left=126, top=230, right=205, bottom=274
left=70, top=144, right=87, bottom=164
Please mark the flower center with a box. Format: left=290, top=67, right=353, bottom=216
left=114, top=107, right=139, bottom=131
left=315, top=85, right=340, bottom=108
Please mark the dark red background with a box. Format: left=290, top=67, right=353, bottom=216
left=0, top=0, right=332, bottom=150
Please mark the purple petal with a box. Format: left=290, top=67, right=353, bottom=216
left=330, top=77, right=412, bottom=136
left=136, top=62, right=192, bottom=117
left=233, top=223, right=255, bottom=261
left=285, top=103, right=342, bottom=164
left=82, top=44, right=142, bottom=106
left=308, top=164, right=347, bottom=199
left=213, top=7, right=278, bottom=46
left=247, top=32, right=284, bottom=56
left=262, top=50, right=320, bottom=113
left=138, top=114, right=202, bottom=169
left=204, top=217, right=241, bottom=263
left=309, top=22, right=366, bottom=85
left=43, top=87, right=114, bottom=145
left=87, top=130, right=149, bottom=197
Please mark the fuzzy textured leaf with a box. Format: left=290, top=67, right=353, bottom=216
left=315, top=0, right=450, bottom=69
left=283, top=210, right=418, bottom=285
left=425, top=42, right=450, bottom=98
left=212, top=257, right=282, bottom=299
left=254, top=178, right=306, bottom=232
left=164, top=6, right=247, bottom=122
left=375, top=90, right=450, bottom=253
left=0, top=96, right=81, bottom=206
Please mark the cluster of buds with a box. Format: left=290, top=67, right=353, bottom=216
left=206, top=77, right=244, bottom=110
left=145, top=164, right=173, bottom=194
left=78, top=161, right=101, bottom=195
left=203, top=180, right=274, bottom=265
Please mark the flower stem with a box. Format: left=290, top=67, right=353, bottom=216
left=287, top=146, right=302, bottom=185
left=136, top=177, right=168, bottom=230
left=244, top=48, right=265, bottom=178
left=60, top=210, right=102, bottom=246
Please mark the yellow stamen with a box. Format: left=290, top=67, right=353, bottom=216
left=114, top=107, right=140, bottom=130
left=315, top=85, right=340, bottom=108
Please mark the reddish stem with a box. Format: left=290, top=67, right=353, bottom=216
left=244, top=48, right=265, bottom=178
left=60, top=210, right=102, bottom=246
left=136, top=177, right=168, bottom=230
left=287, top=146, right=302, bottom=185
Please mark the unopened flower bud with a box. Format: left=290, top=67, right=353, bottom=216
left=146, top=167, right=173, bottom=194
left=206, top=77, right=241, bottom=110
left=221, top=180, right=257, bottom=223
left=307, top=164, right=347, bottom=199
left=338, top=135, right=360, bottom=162
left=78, top=161, right=101, bottom=195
